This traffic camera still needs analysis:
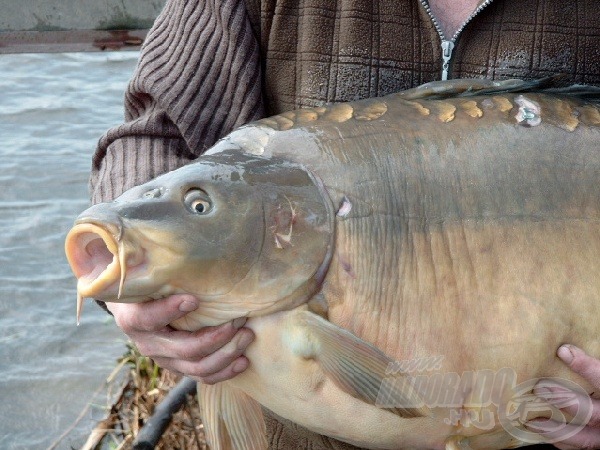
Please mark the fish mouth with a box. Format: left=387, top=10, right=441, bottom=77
left=65, top=222, right=142, bottom=323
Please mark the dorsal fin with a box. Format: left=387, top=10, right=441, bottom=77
left=395, top=76, right=600, bottom=103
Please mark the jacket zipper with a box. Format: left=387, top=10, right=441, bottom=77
left=418, top=0, right=494, bottom=80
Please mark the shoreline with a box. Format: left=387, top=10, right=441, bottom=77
left=55, top=343, right=207, bottom=450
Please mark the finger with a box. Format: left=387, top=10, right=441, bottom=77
left=191, top=328, right=254, bottom=375
left=153, top=356, right=250, bottom=384
left=533, top=383, right=599, bottom=425
left=107, top=294, right=199, bottom=333
left=558, top=344, right=600, bottom=389
left=135, top=319, right=251, bottom=360
left=201, top=356, right=250, bottom=385
left=152, top=328, right=254, bottom=376
left=527, top=419, right=600, bottom=449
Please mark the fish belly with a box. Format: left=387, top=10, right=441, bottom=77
left=228, top=310, right=449, bottom=449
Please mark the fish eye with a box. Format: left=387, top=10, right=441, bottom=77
left=184, top=189, right=212, bottom=215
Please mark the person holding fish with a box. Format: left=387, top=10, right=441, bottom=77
left=88, top=0, right=600, bottom=448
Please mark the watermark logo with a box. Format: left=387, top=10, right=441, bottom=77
left=499, top=377, right=593, bottom=444
left=385, top=355, right=445, bottom=374
left=377, top=367, right=517, bottom=409
left=376, top=364, right=593, bottom=444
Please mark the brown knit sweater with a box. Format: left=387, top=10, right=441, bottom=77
left=90, top=0, right=600, bottom=448
left=91, top=0, right=600, bottom=204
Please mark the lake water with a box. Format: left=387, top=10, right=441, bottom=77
left=0, top=52, right=139, bottom=449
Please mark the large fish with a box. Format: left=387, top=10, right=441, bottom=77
left=65, top=79, right=600, bottom=450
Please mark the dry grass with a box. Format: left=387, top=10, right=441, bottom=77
left=84, top=343, right=207, bottom=450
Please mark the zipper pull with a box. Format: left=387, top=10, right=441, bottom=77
left=440, top=40, right=454, bottom=80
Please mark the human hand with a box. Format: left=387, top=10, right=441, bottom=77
left=106, top=294, right=255, bottom=384
left=527, top=345, right=600, bottom=449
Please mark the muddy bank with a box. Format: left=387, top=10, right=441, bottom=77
left=72, top=344, right=207, bottom=450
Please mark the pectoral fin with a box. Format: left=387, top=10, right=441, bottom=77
left=294, top=310, right=430, bottom=418
left=198, top=382, right=267, bottom=450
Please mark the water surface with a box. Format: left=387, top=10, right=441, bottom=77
left=0, top=52, right=139, bottom=449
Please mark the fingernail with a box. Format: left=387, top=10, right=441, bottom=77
left=236, top=330, right=254, bottom=350
left=233, top=317, right=247, bottom=329
left=558, top=344, right=574, bottom=364
left=232, top=358, right=248, bottom=374
left=179, top=299, right=199, bottom=312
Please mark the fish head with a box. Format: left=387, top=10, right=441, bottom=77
left=65, top=151, right=334, bottom=326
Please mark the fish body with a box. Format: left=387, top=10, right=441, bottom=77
left=66, top=79, right=600, bottom=449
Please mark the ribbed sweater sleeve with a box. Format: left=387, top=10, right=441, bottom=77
left=89, top=0, right=264, bottom=204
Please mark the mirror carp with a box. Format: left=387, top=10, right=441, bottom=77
left=65, top=79, right=600, bottom=449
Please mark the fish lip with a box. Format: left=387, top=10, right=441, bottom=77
left=74, top=217, right=123, bottom=241
left=65, top=222, right=122, bottom=299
